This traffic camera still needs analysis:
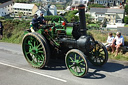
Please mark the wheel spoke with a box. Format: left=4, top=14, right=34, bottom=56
left=69, top=57, right=74, bottom=62
left=69, top=64, right=74, bottom=68
left=38, top=47, right=43, bottom=50
left=80, top=63, right=85, bottom=66
left=78, top=66, right=82, bottom=72
left=99, top=49, right=104, bottom=52
left=38, top=51, right=44, bottom=53
left=79, top=59, right=84, bottom=63
left=34, top=41, right=36, bottom=47
left=78, top=56, right=81, bottom=60
left=75, top=66, right=78, bottom=73
left=37, top=44, right=41, bottom=48
left=26, top=52, right=31, bottom=55
left=75, top=53, right=77, bottom=61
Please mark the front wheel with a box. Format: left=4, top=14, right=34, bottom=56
left=65, top=49, right=88, bottom=77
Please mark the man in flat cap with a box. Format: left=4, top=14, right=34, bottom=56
left=38, top=12, right=46, bottom=25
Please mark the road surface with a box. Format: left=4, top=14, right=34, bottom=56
left=0, top=42, right=128, bottom=85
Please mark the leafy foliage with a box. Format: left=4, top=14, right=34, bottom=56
left=124, top=16, right=128, bottom=24
left=125, top=5, right=128, bottom=15
left=64, top=10, right=79, bottom=22
left=1, top=19, right=30, bottom=43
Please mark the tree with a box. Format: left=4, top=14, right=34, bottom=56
left=124, top=16, right=128, bottom=24
left=125, top=5, right=128, bottom=15
left=126, top=0, right=128, bottom=4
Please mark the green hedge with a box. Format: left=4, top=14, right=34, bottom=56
left=88, top=4, right=106, bottom=10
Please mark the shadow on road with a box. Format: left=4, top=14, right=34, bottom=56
left=41, top=56, right=128, bottom=79
left=84, top=61, right=128, bottom=79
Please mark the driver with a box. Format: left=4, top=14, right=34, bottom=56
left=38, top=12, right=46, bottom=25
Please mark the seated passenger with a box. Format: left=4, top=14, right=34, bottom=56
left=38, top=12, right=46, bottom=25
left=106, top=32, right=114, bottom=51
left=32, top=14, right=39, bottom=30
left=111, top=32, right=124, bottom=56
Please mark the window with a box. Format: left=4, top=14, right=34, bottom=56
left=75, top=1, right=78, bottom=4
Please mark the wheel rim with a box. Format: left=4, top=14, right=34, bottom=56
left=88, top=42, right=108, bottom=66
left=66, top=52, right=87, bottom=77
left=22, top=35, right=46, bottom=67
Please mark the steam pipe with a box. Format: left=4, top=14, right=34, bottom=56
left=78, top=4, right=86, bottom=35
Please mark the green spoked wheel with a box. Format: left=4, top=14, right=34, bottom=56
left=22, top=33, right=50, bottom=68
left=65, top=49, right=88, bottom=77
left=88, top=41, right=108, bottom=66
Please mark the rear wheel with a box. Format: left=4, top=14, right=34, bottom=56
left=88, top=41, right=108, bottom=66
left=22, top=33, right=50, bottom=68
left=65, top=49, right=88, bottom=77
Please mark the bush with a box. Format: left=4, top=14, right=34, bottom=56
left=64, top=10, right=78, bottom=22
left=2, top=19, right=30, bottom=43
left=125, top=5, right=128, bottom=15
left=124, top=16, right=128, bottom=24
left=0, top=17, right=5, bottom=20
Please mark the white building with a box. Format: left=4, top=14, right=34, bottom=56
left=49, top=5, right=57, bottom=15
left=13, top=3, right=38, bottom=17
left=0, top=1, right=14, bottom=17
left=34, top=0, right=66, bottom=3
left=36, top=5, right=57, bottom=16
left=90, top=8, right=125, bottom=28
left=71, top=0, right=90, bottom=10
left=94, top=0, right=123, bottom=6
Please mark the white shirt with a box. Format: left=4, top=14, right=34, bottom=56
left=115, top=35, right=124, bottom=45
left=107, top=36, right=114, bottom=44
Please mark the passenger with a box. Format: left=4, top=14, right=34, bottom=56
left=106, top=32, right=114, bottom=51
left=32, top=14, right=39, bottom=30
left=111, top=32, right=124, bottom=56
left=38, top=12, right=46, bottom=25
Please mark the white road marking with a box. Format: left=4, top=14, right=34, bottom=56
left=0, top=62, right=67, bottom=83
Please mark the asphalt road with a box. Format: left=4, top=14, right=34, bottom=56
left=0, top=42, right=128, bottom=85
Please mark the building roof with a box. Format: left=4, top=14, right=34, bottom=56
left=0, top=1, right=13, bottom=8
left=13, top=3, right=35, bottom=9
left=90, top=8, right=124, bottom=14
left=0, top=0, right=11, bottom=3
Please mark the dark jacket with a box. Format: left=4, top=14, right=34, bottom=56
left=38, top=16, right=46, bottom=24
left=32, top=18, right=39, bottom=29
left=0, top=21, right=3, bottom=30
